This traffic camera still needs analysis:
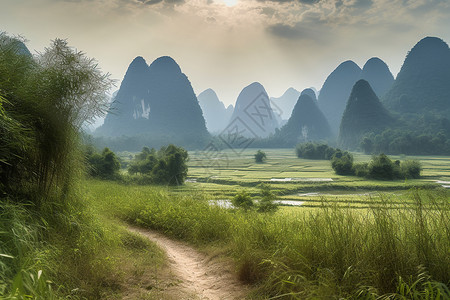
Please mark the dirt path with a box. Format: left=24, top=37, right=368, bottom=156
left=128, top=226, right=248, bottom=300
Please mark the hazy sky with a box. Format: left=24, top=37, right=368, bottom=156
left=2, top=0, right=450, bottom=106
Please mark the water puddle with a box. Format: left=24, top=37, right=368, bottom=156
left=297, top=192, right=374, bottom=197
left=208, top=199, right=304, bottom=208
left=270, top=178, right=333, bottom=182
left=435, top=180, right=450, bottom=188
left=274, top=200, right=304, bottom=206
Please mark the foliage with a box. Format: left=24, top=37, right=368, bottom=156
left=128, top=144, right=188, bottom=185
left=295, top=142, right=338, bottom=160
left=331, top=150, right=354, bottom=175
left=352, top=162, right=369, bottom=177
left=332, top=152, right=423, bottom=180
left=232, top=190, right=254, bottom=210
left=86, top=146, right=121, bottom=179
left=400, top=159, right=422, bottom=179
left=0, top=33, right=123, bottom=298
left=366, top=153, right=400, bottom=180
left=0, top=34, right=112, bottom=206
left=257, top=184, right=278, bottom=213
left=360, top=124, right=450, bottom=155
left=254, top=150, right=267, bottom=163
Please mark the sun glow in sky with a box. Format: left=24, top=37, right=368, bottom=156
left=222, top=0, right=238, bottom=7
left=1, top=0, right=450, bottom=108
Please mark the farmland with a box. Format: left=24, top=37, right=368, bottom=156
left=162, top=148, right=450, bottom=207
left=85, top=147, right=449, bottom=298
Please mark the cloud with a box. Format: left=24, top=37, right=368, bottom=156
left=256, top=0, right=320, bottom=3
left=351, top=0, right=373, bottom=9
left=138, top=0, right=184, bottom=4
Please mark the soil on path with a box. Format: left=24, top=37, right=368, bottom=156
left=128, top=226, right=249, bottom=300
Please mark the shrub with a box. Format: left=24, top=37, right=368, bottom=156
left=367, top=154, right=400, bottom=180
left=257, top=184, right=278, bottom=213
left=127, top=144, right=188, bottom=185
left=346, top=155, right=422, bottom=180
left=254, top=150, right=267, bottom=163
left=86, top=147, right=121, bottom=178
left=400, top=160, right=422, bottom=179
left=232, top=190, right=254, bottom=210
left=352, top=162, right=369, bottom=177
left=331, top=150, right=354, bottom=175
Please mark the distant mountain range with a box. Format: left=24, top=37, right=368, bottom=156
left=318, top=58, right=394, bottom=135
left=92, top=36, right=450, bottom=154
left=226, top=82, right=279, bottom=138
left=277, top=89, right=331, bottom=146
left=270, top=88, right=301, bottom=121
left=338, top=80, right=393, bottom=149
left=197, top=89, right=233, bottom=133
left=383, top=36, right=450, bottom=117
left=96, top=56, right=209, bottom=146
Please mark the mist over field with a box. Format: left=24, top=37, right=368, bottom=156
left=1, top=1, right=449, bottom=299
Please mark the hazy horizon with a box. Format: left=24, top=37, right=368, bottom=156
left=2, top=0, right=450, bottom=106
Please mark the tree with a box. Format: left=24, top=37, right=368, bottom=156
left=367, top=153, right=398, bottom=180
left=86, top=147, right=120, bottom=178
left=101, top=148, right=121, bottom=176
left=360, top=137, right=373, bottom=154
left=232, top=190, right=254, bottom=210
left=0, top=34, right=113, bottom=205
left=331, top=150, right=354, bottom=175
left=127, top=144, right=188, bottom=185
left=257, top=184, right=278, bottom=213
left=254, top=150, right=267, bottom=163
left=400, top=160, right=422, bottom=179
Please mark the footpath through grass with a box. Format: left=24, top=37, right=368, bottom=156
left=86, top=179, right=450, bottom=299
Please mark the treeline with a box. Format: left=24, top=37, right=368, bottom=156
left=361, top=128, right=450, bottom=155
left=90, top=132, right=209, bottom=152
left=295, top=142, right=341, bottom=160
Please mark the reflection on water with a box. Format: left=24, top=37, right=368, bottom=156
left=270, top=178, right=333, bottom=182
left=208, top=199, right=304, bottom=208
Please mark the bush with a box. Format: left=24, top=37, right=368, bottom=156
left=86, top=147, right=121, bottom=179
left=367, top=154, right=400, bottom=180
left=331, top=150, right=354, bottom=175
left=296, top=142, right=339, bottom=160
left=232, top=190, right=254, bottom=210
left=352, top=162, right=369, bottom=177
left=400, top=160, right=422, bottom=179
left=257, top=184, right=278, bottom=213
left=254, top=150, right=267, bottom=163
left=348, top=155, right=422, bottom=180
left=127, top=144, right=188, bottom=185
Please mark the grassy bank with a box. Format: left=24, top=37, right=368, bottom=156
left=0, top=192, right=168, bottom=299
left=85, top=179, right=449, bottom=299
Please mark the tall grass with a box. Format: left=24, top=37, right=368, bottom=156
left=86, top=180, right=449, bottom=299
left=0, top=33, right=128, bottom=299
